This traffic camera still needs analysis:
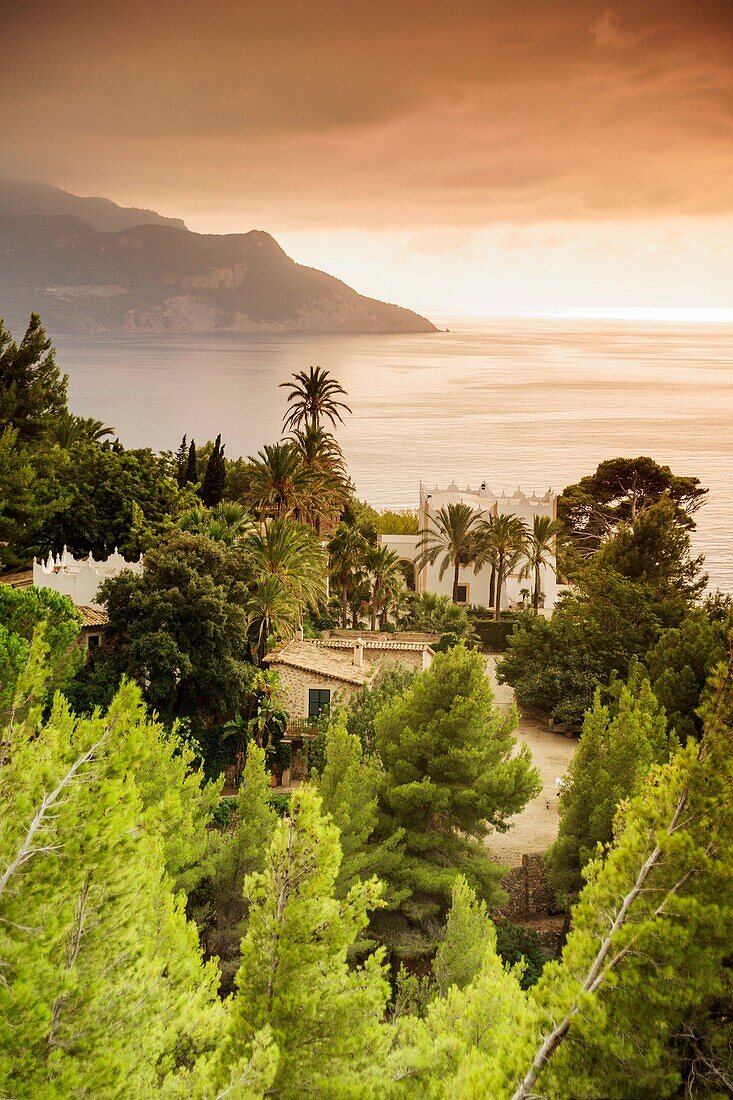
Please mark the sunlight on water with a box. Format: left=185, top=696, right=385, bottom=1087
left=56, top=320, right=733, bottom=592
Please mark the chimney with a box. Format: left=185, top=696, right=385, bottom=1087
left=353, top=638, right=364, bottom=667
left=295, top=624, right=304, bottom=642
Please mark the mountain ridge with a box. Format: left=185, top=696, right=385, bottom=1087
left=0, top=184, right=436, bottom=335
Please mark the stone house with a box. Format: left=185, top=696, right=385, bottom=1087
left=264, top=634, right=435, bottom=784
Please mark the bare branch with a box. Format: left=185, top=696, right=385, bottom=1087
left=0, top=730, right=109, bottom=898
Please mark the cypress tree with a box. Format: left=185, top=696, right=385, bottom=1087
left=175, top=434, right=188, bottom=488
left=185, top=437, right=198, bottom=485
left=200, top=434, right=226, bottom=506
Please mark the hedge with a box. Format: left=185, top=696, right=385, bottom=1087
left=470, top=618, right=516, bottom=652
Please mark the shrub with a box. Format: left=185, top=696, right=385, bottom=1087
left=494, top=919, right=550, bottom=988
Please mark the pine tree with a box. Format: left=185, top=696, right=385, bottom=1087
left=175, top=434, right=188, bottom=488
left=390, top=652, right=733, bottom=1100
left=314, top=711, right=405, bottom=905
left=375, top=645, right=541, bottom=956
left=200, top=433, right=226, bottom=506
left=185, top=437, right=198, bottom=485
left=208, top=745, right=278, bottom=990
left=0, top=314, right=68, bottom=441
left=511, top=655, right=733, bottom=1100
left=547, top=677, right=671, bottom=901
left=213, top=786, right=391, bottom=1098
left=0, top=643, right=222, bottom=1098
left=432, top=876, right=494, bottom=998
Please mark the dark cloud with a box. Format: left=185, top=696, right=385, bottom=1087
left=2, top=0, right=732, bottom=227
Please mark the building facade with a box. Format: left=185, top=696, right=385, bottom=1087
left=33, top=548, right=143, bottom=610
left=379, top=481, right=559, bottom=612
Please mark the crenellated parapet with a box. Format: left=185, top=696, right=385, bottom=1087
left=33, top=548, right=143, bottom=609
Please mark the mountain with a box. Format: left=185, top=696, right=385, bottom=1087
left=0, top=184, right=436, bottom=335
left=0, top=179, right=187, bottom=232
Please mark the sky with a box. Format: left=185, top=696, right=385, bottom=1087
left=3, top=0, right=733, bottom=317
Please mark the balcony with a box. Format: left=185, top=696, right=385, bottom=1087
left=283, top=717, right=321, bottom=742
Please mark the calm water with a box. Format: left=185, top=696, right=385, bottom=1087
left=56, top=320, right=733, bottom=592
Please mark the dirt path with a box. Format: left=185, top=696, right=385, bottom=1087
left=484, top=655, right=577, bottom=867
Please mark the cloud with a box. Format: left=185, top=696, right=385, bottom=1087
left=1, top=1, right=732, bottom=230
left=590, top=9, right=640, bottom=50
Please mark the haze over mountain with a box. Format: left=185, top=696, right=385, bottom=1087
left=0, top=182, right=435, bottom=335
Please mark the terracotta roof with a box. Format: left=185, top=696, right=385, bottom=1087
left=0, top=569, right=33, bottom=589
left=265, top=640, right=374, bottom=685
left=78, top=606, right=109, bottom=628
left=320, top=638, right=434, bottom=654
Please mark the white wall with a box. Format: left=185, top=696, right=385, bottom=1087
left=33, top=549, right=143, bottom=609
left=379, top=482, right=559, bottom=611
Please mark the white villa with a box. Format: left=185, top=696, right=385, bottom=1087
left=33, top=548, right=143, bottom=610
left=379, top=482, right=559, bottom=612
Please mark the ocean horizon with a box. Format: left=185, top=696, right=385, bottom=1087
left=55, top=316, right=733, bottom=592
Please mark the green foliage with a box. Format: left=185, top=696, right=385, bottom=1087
left=558, top=455, right=707, bottom=566
left=374, top=646, right=540, bottom=957
left=96, top=532, right=255, bottom=739
left=211, top=795, right=238, bottom=828
left=432, top=876, right=494, bottom=998
left=199, top=432, right=226, bottom=507
left=208, top=745, right=278, bottom=992
left=389, top=651, right=733, bottom=1098
left=468, top=612, right=515, bottom=651
left=0, top=313, right=68, bottom=442
left=547, top=678, right=672, bottom=901
left=417, top=501, right=483, bottom=604
left=280, top=365, right=352, bottom=432
left=36, top=441, right=192, bottom=559
left=499, top=500, right=705, bottom=723
left=494, top=920, right=549, bottom=989
left=407, top=591, right=477, bottom=649
left=314, top=711, right=405, bottom=905
left=345, top=662, right=416, bottom=753
left=645, top=598, right=731, bottom=742
left=212, top=786, right=390, bottom=1098
left=377, top=509, right=420, bottom=535
left=0, top=426, right=45, bottom=568
left=0, top=584, right=82, bottom=702
left=524, top=656, right=733, bottom=1099
left=0, top=648, right=223, bottom=1099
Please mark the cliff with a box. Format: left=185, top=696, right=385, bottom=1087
left=0, top=185, right=436, bottom=335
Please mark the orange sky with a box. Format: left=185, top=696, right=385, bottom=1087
left=3, top=1, right=733, bottom=314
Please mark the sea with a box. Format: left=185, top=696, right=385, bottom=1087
left=55, top=319, right=733, bottom=593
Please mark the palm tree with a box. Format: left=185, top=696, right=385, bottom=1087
left=244, top=442, right=317, bottom=522
left=328, top=523, right=370, bottom=627
left=478, top=513, right=528, bottom=619
left=245, top=576, right=300, bottom=665
left=48, top=411, right=115, bottom=448
left=179, top=502, right=254, bottom=545
left=416, top=502, right=483, bottom=603
left=365, top=544, right=404, bottom=630
left=289, top=425, right=350, bottom=534
left=520, top=514, right=565, bottom=609
left=245, top=518, right=326, bottom=620
left=280, top=366, right=352, bottom=432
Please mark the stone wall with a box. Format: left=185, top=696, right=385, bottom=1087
left=268, top=662, right=361, bottom=719
left=498, top=853, right=557, bottom=921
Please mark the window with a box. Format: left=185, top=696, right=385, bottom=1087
left=308, top=688, right=331, bottom=719
left=454, top=584, right=468, bottom=604
left=87, top=633, right=101, bottom=649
